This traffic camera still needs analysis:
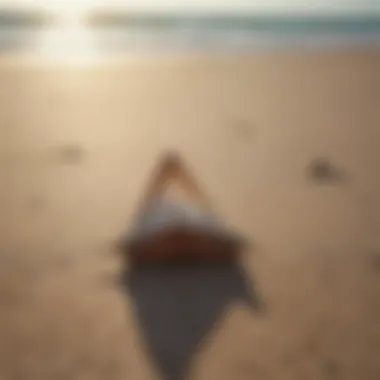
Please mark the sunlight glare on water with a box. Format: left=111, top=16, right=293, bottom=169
left=33, top=0, right=102, bottom=64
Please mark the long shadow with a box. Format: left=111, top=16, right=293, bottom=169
left=118, top=262, right=265, bottom=380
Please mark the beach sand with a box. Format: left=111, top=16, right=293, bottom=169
left=0, top=48, right=379, bottom=379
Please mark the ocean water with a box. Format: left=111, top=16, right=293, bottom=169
left=0, top=12, right=379, bottom=53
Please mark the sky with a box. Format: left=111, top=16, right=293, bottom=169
left=2, top=0, right=380, bottom=15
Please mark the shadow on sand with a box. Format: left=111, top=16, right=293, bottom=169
left=118, top=262, right=265, bottom=380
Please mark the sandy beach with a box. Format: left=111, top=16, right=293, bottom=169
left=0, top=48, right=379, bottom=379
